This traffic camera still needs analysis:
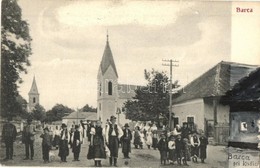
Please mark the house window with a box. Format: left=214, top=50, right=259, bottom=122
left=187, top=116, right=195, bottom=132
left=187, top=116, right=194, bottom=123
left=33, top=97, right=36, bottom=103
left=108, top=81, right=112, bottom=95
left=99, top=103, right=101, bottom=111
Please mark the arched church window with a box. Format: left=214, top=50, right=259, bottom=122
left=108, top=81, right=112, bottom=95
left=33, top=97, right=36, bottom=103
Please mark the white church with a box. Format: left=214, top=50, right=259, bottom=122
left=97, top=35, right=138, bottom=125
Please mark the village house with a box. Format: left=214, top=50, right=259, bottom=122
left=221, top=67, right=260, bottom=149
left=172, top=61, right=258, bottom=145
left=62, top=111, right=97, bottom=127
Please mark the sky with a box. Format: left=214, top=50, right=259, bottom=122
left=16, top=0, right=260, bottom=111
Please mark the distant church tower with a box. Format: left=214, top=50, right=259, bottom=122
left=28, top=76, right=39, bottom=112
left=97, top=34, right=118, bottom=123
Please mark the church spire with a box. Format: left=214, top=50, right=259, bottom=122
left=107, top=30, right=109, bottom=43
left=29, top=75, right=39, bottom=94
left=99, top=34, right=118, bottom=77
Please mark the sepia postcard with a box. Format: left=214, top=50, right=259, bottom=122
left=1, top=0, right=259, bottom=168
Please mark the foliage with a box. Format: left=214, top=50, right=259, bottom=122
left=79, top=104, right=97, bottom=112
left=45, top=104, right=73, bottom=122
left=124, top=69, right=180, bottom=121
left=32, top=104, right=46, bottom=122
left=16, top=94, right=30, bottom=119
left=1, top=0, right=32, bottom=117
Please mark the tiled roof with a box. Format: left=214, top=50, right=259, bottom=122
left=99, top=41, right=118, bottom=77
left=173, top=61, right=258, bottom=104
left=117, top=84, right=140, bottom=99
left=223, top=67, right=260, bottom=103
left=63, top=112, right=97, bottom=120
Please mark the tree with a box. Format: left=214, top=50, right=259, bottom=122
left=45, top=104, right=73, bottom=122
left=80, top=104, right=97, bottom=112
left=16, top=94, right=30, bottom=119
left=124, top=69, right=180, bottom=122
left=32, top=104, right=46, bottom=122
left=1, top=0, right=32, bottom=117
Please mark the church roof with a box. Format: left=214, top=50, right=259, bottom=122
left=29, top=76, right=39, bottom=94
left=173, top=61, right=258, bottom=104
left=63, top=111, right=97, bottom=120
left=99, top=36, right=118, bottom=77
left=117, top=84, right=140, bottom=99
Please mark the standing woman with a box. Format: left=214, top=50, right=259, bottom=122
left=59, top=123, right=70, bottom=162
left=92, top=120, right=106, bottom=167
left=146, top=128, right=153, bottom=149
left=133, top=126, right=141, bottom=149
left=199, top=133, right=208, bottom=163
left=121, top=123, right=132, bottom=158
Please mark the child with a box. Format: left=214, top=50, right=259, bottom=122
left=199, top=133, right=208, bottom=163
left=175, top=135, right=183, bottom=165
left=152, top=131, right=158, bottom=150
left=168, top=135, right=176, bottom=164
left=182, top=138, right=190, bottom=166
left=190, top=133, right=200, bottom=163
left=40, top=127, right=52, bottom=163
left=157, top=134, right=168, bottom=165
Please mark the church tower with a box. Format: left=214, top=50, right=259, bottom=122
left=97, top=34, right=119, bottom=123
left=28, top=76, right=40, bottom=112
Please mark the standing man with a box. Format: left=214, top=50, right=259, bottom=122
left=2, top=117, right=17, bottom=161
left=22, top=117, right=36, bottom=160
left=121, top=123, right=132, bottom=158
left=71, top=125, right=83, bottom=161
left=105, top=115, right=123, bottom=167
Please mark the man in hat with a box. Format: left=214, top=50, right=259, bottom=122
left=2, top=116, right=17, bottom=161
left=105, top=115, right=123, bottom=166
left=59, top=123, right=70, bottom=162
left=22, top=117, right=36, bottom=160
left=71, top=125, right=83, bottom=161
left=121, top=123, right=132, bottom=159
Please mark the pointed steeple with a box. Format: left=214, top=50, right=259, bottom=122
left=29, top=76, right=39, bottom=94
left=99, top=33, right=118, bottom=77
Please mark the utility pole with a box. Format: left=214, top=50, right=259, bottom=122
left=162, top=59, right=179, bottom=131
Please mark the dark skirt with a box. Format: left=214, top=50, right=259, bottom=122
left=134, top=137, right=142, bottom=146
left=122, top=139, right=131, bottom=153
left=191, top=145, right=199, bottom=157
left=160, top=150, right=167, bottom=160
left=58, top=140, right=69, bottom=157
left=168, top=149, right=176, bottom=161
left=88, top=136, right=106, bottom=160
left=200, top=146, right=207, bottom=159
left=152, top=138, right=158, bottom=148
